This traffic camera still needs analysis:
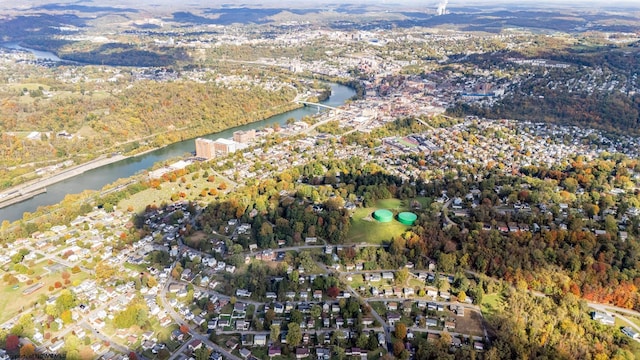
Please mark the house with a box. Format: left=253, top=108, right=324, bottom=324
left=181, top=268, right=193, bottom=281
left=171, top=329, right=185, bottom=341
left=295, top=347, right=310, bottom=359
left=49, top=340, right=65, bottom=352
left=226, top=338, right=239, bottom=350
left=234, top=302, right=247, bottom=314
left=274, top=303, right=285, bottom=314
left=346, top=348, right=363, bottom=356
left=387, top=313, right=401, bottom=326
left=426, top=318, right=438, bottom=327
left=188, top=340, right=202, bottom=351
left=239, top=348, right=251, bottom=359
left=316, top=347, right=331, bottom=360
left=444, top=321, right=456, bottom=330
left=474, top=342, right=485, bottom=351
left=236, top=320, right=250, bottom=331
left=254, top=334, right=267, bottom=346
left=387, top=302, right=398, bottom=311
left=193, top=316, right=206, bottom=326
left=142, top=340, right=155, bottom=351
left=426, top=288, right=438, bottom=298
left=217, top=318, right=230, bottom=328
left=285, top=302, right=295, bottom=312
left=622, top=327, right=639, bottom=340
left=268, top=346, right=282, bottom=357
left=592, top=311, right=615, bottom=326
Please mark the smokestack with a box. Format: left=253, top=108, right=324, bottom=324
left=436, top=0, right=449, bottom=16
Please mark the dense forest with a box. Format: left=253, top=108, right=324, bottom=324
left=0, top=75, right=299, bottom=189
left=59, top=43, right=189, bottom=67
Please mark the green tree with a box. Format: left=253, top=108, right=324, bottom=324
left=286, top=323, right=302, bottom=347
left=458, top=291, right=467, bottom=303
left=396, top=268, right=409, bottom=286
left=270, top=324, right=280, bottom=343
left=290, top=310, right=303, bottom=324
left=194, top=347, right=210, bottom=360
left=56, top=289, right=76, bottom=313
left=310, top=304, right=322, bottom=318
left=438, top=253, right=457, bottom=273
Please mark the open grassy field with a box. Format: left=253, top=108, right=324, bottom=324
left=480, top=293, right=505, bottom=317
left=0, top=260, right=90, bottom=323
left=118, top=171, right=229, bottom=213
left=346, top=198, right=411, bottom=244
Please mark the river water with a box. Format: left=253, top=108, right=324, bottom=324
left=0, top=83, right=355, bottom=222
left=0, top=42, right=64, bottom=61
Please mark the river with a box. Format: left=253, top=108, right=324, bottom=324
left=0, top=83, right=355, bottom=222
left=0, top=42, right=64, bottom=61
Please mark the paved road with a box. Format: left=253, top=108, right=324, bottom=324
left=0, top=154, right=127, bottom=207
left=80, top=320, right=130, bottom=354
left=588, top=303, right=640, bottom=333
left=160, top=263, right=242, bottom=360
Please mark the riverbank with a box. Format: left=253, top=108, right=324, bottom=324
left=0, top=100, right=312, bottom=211
left=0, top=104, right=302, bottom=210
left=0, top=83, right=355, bottom=223
left=0, top=154, right=127, bottom=209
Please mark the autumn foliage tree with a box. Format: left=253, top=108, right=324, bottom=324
left=327, top=286, right=340, bottom=299
left=20, top=343, right=35, bottom=358
left=392, top=340, right=405, bottom=357
left=394, top=323, right=407, bottom=341
left=5, top=334, right=19, bottom=351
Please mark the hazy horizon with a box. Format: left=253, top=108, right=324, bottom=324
left=6, top=0, right=640, bottom=10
